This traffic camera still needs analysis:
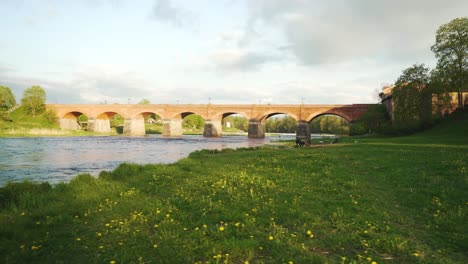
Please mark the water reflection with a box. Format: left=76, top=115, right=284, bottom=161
left=0, top=135, right=274, bottom=186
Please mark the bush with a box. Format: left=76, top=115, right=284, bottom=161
left=349, top=122, right=368, bottom=135
left=42, top=109, right=58, bottom=124
left=0, top=111, right=12, bottom=122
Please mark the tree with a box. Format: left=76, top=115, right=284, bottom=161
left=138, top=98, right=151, bottom=105
left=358, top=105, right=390, bottom=133
left=393, top=64, right=432, bottom=127
left=431, top=17, right=468, bottom=109
left=21, top=85, right=46, bottom=116
left=183, top=114, right=204, bottom=129
left=0, top=85, right=16, bottom=111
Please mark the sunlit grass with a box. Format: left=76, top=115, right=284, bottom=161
left=0, top=111, right=467, bottom=263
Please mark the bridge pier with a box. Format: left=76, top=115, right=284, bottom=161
left=162, top=119, right=182, bottom=137
left=203, top=120, right=222, bottom=137
left=123, top=118, right=145, bottom=135
left=59, top=118, right=80, bottom=130
left=248, top=119, right=265, bottom=138
left=87, top=118, right=112, bottom=133
left=296, top=120, right=311, bottom=145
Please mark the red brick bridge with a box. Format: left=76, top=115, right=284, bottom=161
left=47, top=104, right=372, bottom=140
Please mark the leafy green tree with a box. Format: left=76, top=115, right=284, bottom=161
left=183, top=114, right=204, bottom=129
left=310, top=115, right=350, bottom=135
left=393, top=64, right=432, bottom=127
left=431, top=17, right=468, bottom=109
left=21, top=85, right=46, bottom=116
left=0, top=85, right=16, bottom=111
left=138, top=98, right=151, bottom=104
left=232, top=116, right=248, bottom=131
left=265, top=116, right=297, bottom=133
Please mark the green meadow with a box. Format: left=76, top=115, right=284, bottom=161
left=0, top=112, right=467, bottom=264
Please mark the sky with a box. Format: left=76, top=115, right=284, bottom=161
left=1, top=0, right=467, bottom=105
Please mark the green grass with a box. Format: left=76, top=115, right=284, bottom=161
left=0, top=106, right=59, bottom=130
left=0, top=112, right=467, bottom=263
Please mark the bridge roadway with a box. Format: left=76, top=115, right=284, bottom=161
left=46, top=104, right=372, bottom=143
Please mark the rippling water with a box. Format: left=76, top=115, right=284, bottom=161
left=0, top=135, right=283, bottom=186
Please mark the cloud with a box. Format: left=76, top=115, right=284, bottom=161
left=0, top=64, right=163, bottom=104
left=150, top=0, right=198, bottom=27
left=208, top=48, right=277, bottom=72
left=245, top=0, right=468, bottom=65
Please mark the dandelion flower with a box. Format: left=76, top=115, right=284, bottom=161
left=269, top=235, right=274, bottom=240
left=219, top=226, right=225, bottom=231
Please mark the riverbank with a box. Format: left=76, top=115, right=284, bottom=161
left=0, top=112, right=467, bottom=263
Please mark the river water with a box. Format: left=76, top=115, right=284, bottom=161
left=0, top=135, right=294, bottom=186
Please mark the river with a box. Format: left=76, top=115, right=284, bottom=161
left=0, top=135, right=295, bottom=186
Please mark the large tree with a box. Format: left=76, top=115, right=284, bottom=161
left=0, top=85, right=16, bottom=111
left=431, top=17, right=468, bottom=109
left=393, top=64, right=432, bottom=126
left=21, top=85, right=46, bottom=116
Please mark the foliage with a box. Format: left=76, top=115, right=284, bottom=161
left=21, top=85, right=46, bottom=117
left=349, top=122, right=368, bottom=136
left=0, top=115, right=467, bottom=263
left=309, top=115, right=350, bottom=135
left=430, top=67, right=454, bottom=116
left=0, top=111, right=12, bottom=122
left=392, top=64, right=432, bottom=129
left=358, top=105, right=391, bottom=134
left=183, top=114, right=204, bottom=130
left=431, top=17, right=468, bottom=109
left=42, top=109, right=58, bottom=124
left=138, top=99, right=151, bottom=105
left=265, top=116, right=297, bottom=133
left=223, top=116, right=248, bottom=131
left=0, top=85, right=16, bottom=111
left=110, top=114, right=124, bottom=130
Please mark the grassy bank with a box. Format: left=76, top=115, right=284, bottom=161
left=0, top=113, right=467, bottom=263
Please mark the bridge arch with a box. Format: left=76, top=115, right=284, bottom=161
left=60, top=111, right=90, bottom=130
left=96, top=111, right=126, bottom=120
left=169, top=111, right=208, bottom=120
left=257, top=111, right=299, bottom=122
left=210, top=111, right=251, bottom=121
left=307, top=112, right=351, bottom=123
